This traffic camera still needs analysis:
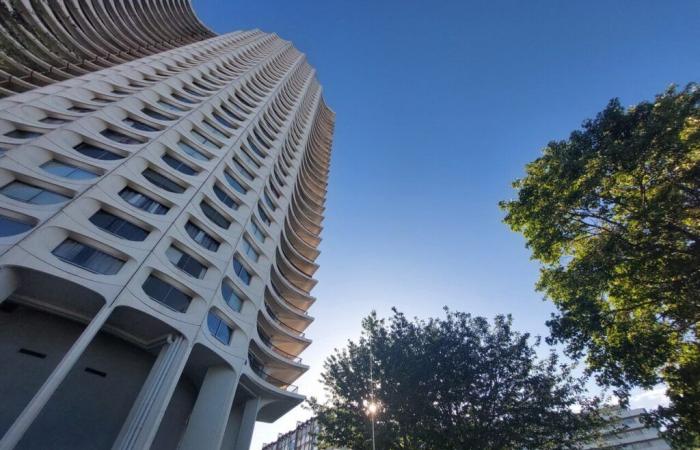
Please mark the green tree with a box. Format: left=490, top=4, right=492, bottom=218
left=310, top=309, right=605, bottom=450
left=500, top=84, right=700, bottom=448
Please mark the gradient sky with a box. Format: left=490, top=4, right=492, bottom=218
left=193, top=1, right=699, bottom=447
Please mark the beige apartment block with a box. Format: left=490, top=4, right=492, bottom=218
left=0, top=2, right=334, bottom=449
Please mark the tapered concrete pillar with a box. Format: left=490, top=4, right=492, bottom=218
left=0, top=267, right=18, bottom=305
left=112, top=335, right=190, bottom=450
left=178, top=365, right=240, bottom=450
left=234, top=397, right=261, bottom=450
left=0, top=305, right=111, bottom=450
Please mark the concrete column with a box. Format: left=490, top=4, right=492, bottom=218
left=0, top=304, right=111, bottom=450
left=178, top=365, right=240, bottom=450
left=0, top=267, right=18, bottom=305
left=112, top=335, right=190, bottom=450
left=234, top=397, right=261, bottom=450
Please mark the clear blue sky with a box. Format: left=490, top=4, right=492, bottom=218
left=194, top=1, right=699, bottom=447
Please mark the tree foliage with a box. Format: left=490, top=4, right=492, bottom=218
left=310, top=309, right=605, bottom=450
left=500, top=84, right=700, bottom=448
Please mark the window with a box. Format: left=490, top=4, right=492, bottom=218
left=178, top=141, right=209, bottom=161
left=185, top=221, right=219, bottom=251
left=142, top=275, right=191, bottom=312
left=233, top=257, right=252, bottom=285
left=258, top=204, right=272, bottom=226
left=223, top=171, right=247, bottom=195
left=240, top=148, right=261, bottom=169
left=1, top=181, right=69, bottom=204
left=263, top=192, right=276, bottom=211
left=250, top=221, right=265, bottom=243
left=207, top=312, right=232, bottom=344
left=247, top=137, right=266, bottom=158
left=142, top=169, right=185, bottom=193
left=100, top=129, right=144, bottom=145
left=233, top=159, right=254, bottom=181
left=123, top=117, right=159, bottom=132
left=74, top=142, right=122, bottom=160
left=4, top=129, right=42, bottom=139
left=201, top=121, right=228, bottom=140
left=221, top=281, right=243, bottom=312
left=119, top=187, right=169, bottom=214
left=162, top=154, right=197, bottom=175
left=52, top=239, right=124, bottom=274
left=241, top=238, right=259, bottom=262
left=166, top=246, right=206, bottom=279
left=157, top=100, right=187, bottom=113
left=41, top=160, right=98, bottom=180
left=220, top=104, right=245, bottom=122
left=201, top=201, right=230, bottom=229
left=212, top=184, right=239, bottom=210
left=39, top=116, right=68, bottom=125
left=171, top=93, right=195, bottom=104
left=141, top=108, right=173, bottom=121
left=212, top=112, right=234, bottom=129
left=89, top=210, right=148, bottom=241
left=182, top=86, right=205, bottom=97
left=0, top=214, right=33, bottom=236
left=68, top=106, right=94, bottom=113
left=191, top=130, right=220, bottom=149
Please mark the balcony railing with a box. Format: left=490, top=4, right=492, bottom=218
left=257, top=326, right=303, bottom=364
left=248, top=352, right=299, bottom=393
left=270, top=281, right=307, bottom=315
left=265, top=302, right=305, bottom=337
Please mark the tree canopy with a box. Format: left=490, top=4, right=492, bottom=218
left=500, top=84, right=700, bottom=448
left=310, top=309, right=605, bottom=450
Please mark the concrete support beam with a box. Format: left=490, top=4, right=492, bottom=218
left=234, top=397, right=261, bottom=450
left=179, top=365, right=240, bottom=450
left=112, top=335, right=190, bottom=450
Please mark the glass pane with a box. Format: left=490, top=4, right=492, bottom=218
left=0, top=215, right=33, bottom=237
left=213, top=184, right=238, bottom=209
left=143, top=275, right=191, bottom=312
left=201, top=202, right=230, bottom=229
left=52, top=239, right=124, bottom=275
left=178, top=141, right=208, bottom=161
left=41, top=161, right=98, bottom=180
left=162, top=154, right=196, bottom=175
left=74, top=142, right=122, bottom=160
left=221, top=281, right=243, bottom=312
left=224, top=171, right=247, bottom=194
left=89, top=210, right=148, bottom=241
left=142, top=169, right=185, bottom=193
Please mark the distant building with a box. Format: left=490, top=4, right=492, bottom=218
left=584, top=408, right=671, bottom=450
left=262, top=417, right=319, bottom=450
left=262, top=417, right=349, bottom=450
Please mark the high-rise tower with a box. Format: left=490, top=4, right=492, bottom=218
left=0, top=2, right=334, bottom=449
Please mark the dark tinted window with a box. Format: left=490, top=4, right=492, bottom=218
left=0, top=215, right=33, bottom=236
left=162, top=154, right=196, bottom=175
left=201, top=201, right=230, bottom=229
left=89, top=210, right=148, bottom=241
left=119, top=187, right=168, bottom=214
left=52, top=239, right=124, bottom=274
left=185, top=221, right=219, bottom=251
left=142, top=275, right=191, bottom=312
left=142, top=169, right=185, bottom=193
left=74, top=142, right=122, bottom=160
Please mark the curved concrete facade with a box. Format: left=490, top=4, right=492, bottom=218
left=0, top=7, right=334, bottom=450
left=0, top=0, right=215, bottom=97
